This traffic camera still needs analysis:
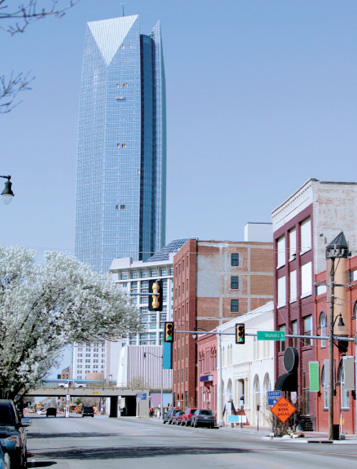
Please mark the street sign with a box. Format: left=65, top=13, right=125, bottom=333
left=267, top=390, right=282, bottom=406
left=257, top=331, right=285, bottom=341
left=270, top=396, right=296, bottom=423
left=136, top=393, right=147, bottom=400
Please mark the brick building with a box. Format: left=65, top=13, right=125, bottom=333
left=315, top=251, right=357, bottom=434
left=272, top=179, right=357, bottom=430
left=172, top=236, right=274, bottom=409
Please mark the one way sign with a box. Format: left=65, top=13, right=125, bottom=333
left=267, top=390, right=282, bottom=406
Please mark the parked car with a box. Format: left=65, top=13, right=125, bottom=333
left=81, top=406, right=94, bottom=418
left=163, top=408, right=179, bottom=424
left=0, top=399, right=31, bottom=468
left=191, top=409, right=215, bottom=428
left=46, top=407, right=57, bottom=417
left=179, top=408, right=198, bottom=426
left=0, top=441, right=12, bottom=469
left=171, top=410, right=185, bottom=425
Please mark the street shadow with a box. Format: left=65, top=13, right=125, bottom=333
left=28, top=462, right=57, bottom=467
left=30, top=446, right=254, bottom=462
left=29, top=432, right=119, bottom=439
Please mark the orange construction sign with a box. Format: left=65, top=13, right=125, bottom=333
left=270, top=397, right=296, bottom=423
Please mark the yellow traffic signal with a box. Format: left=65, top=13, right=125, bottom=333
left=164, top=321, right=174, bottom=342
left=149, top=280, right=163, bottom=311
left=235, top=323, right=245, bottom=344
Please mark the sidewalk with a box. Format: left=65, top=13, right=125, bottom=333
left=220, top=423, right=357, bottom=443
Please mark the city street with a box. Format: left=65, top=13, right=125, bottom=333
left=27, top=415, right=357, bottom=468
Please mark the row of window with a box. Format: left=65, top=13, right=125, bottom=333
left=277, top=261, right=312, bottom=307
left=277, top=217, right=311, bottom=268
left=278, top=315, right=312, bottom=352
left=120, top=269, right=172, bottom=280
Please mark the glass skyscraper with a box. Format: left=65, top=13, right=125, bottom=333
left=75, top=15, right=166, bottom=272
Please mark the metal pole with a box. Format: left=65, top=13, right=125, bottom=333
left=328, top=257, right=335, bottom=441
left=160, top=354, right=164, bottom=420
left=218, top=333, right=223, bottom=427
left=355, top=334, right=357, bottom=436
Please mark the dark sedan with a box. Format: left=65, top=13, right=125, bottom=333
left=0, top=399, right=31, bottom=468
left=191, top=409, right=215, bottom=428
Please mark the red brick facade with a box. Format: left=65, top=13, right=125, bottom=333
left=172, top=239, right=273, bottom=408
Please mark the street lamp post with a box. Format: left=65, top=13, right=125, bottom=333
left=144, top=351, right=163, bottom=420
left=1, top=175, right=14, bottom=205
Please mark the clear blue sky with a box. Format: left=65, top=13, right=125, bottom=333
left=1, top=0, right=356, bottom=255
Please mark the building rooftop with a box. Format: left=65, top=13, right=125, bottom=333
left=146, top=238, right=190, bottom=262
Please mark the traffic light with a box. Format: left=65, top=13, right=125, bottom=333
left=148, top=280, right=163, bottom=311
left=164, top=321, right=174, bottom=342
left=235, top=323, right=245, bottom=344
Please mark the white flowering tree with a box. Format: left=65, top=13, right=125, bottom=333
left=0, top=246, right=141, bottom=399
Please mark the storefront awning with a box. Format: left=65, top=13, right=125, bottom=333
left=274, top=372, right=297, bottom=392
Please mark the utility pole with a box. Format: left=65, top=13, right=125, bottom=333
left=328, top=257, right=335, bottom=441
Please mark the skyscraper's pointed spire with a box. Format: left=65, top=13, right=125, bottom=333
left=88, top=15, right=138, bottom=65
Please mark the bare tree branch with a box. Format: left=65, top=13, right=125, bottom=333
left=0, top=71, right=34, bottom=113
left=0, top=1, right=79, bottom=112
left=0, top=0, right=80, bottom=35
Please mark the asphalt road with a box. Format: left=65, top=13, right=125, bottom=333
left=27, top=414, right=357, bottom=468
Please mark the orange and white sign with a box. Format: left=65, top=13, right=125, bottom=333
left=270, top=397, right=296, bottom=423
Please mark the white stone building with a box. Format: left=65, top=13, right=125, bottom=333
left=217, top=301, right=274, bottom=428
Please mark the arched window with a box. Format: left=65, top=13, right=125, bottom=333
left=319, top=312, right=327, bottom=348
left=353, top=301, right=357, bottom=319
left=253, top=374, right=260, bottom=423
left=321, top=365, right=329, bottom=409
left=337, top=359, right=349, bottom=409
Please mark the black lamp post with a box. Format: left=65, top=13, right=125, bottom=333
left=1, top=175, right=14, bottom=205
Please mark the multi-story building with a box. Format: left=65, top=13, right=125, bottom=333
left=75, top=14, right=166, bottom=272
left=109, top=239, right=188, bottom=347
left=272, top=178, right=357, bottom=430
left=172, top=231, right=274, bottom=409
left=72, top=340, right=106, bottom=380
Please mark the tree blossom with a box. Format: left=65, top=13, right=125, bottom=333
left=0, top=246, right=141, bottom=399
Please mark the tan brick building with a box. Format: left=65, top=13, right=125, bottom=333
left=172, top=238, right=274, bottom=409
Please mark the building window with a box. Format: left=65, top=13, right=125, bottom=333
left=231, top=276, right=239, bottom=289
left=353, top=301, right=357, bottom=319
left=279, top=325, right=286, bottom=352
left=300, top=217, right=312, bottom=254
left=319, top=312, right=327, bottom=348
left=291, top=320, right=298, bottom=348
left=301, top=262, right=312, bottom=298
left=303, top=315, right=312, bottom=346
left=289, top=228, right=296, bottom=261
left=277, top=276, right=286, bottom=308
left=290, top=270, right=297, bottom=303
left=231, top=253, right=239, bottom=266
left=277, top=236, right=285, bottom=268
left=231, top=299, right=239, bottom=313
left=338, top=360, right=350, bottom=410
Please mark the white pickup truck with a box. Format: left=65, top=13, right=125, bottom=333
left=58, top=380, right=86, bottom=388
